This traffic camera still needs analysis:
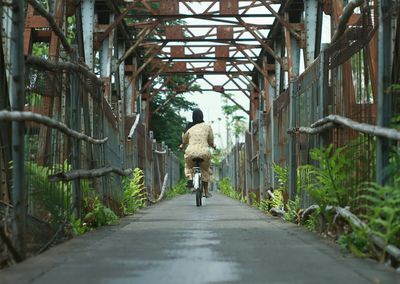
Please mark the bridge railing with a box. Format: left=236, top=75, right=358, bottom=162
left=0, top=58, right=181, bottom=259
left=221, top=13, right=398, bottom=209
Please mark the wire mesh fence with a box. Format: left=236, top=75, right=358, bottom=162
left=220, top=3, right=399, bottom=211
left=0, top=4, right=181, bottom=264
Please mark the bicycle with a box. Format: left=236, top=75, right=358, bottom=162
left=192, top=157, right=204, bottom=207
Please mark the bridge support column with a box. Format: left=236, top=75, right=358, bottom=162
left=304, top=0, right=322, bottom=67
left=11, top=0, right=26, bottom=260
left=286, top=12, right=301, bottom=200
left=376, top=0, right=395, bottom=185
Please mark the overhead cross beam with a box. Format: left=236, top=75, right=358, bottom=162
left=113, top=0, right=293, bottom=117
left=115, top=21, right=160, bottom=68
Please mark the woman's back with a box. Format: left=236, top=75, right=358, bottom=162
left=185, top=123, right=212, bottom=151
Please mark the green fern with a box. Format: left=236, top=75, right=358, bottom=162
left=260, top=190, right=284, bottom=212
left=273, top=164, right=288, bottom=192
left=218, top=177, right=241, bottom=200
left=284, top=195, right=301, bottom=223
left=27, top=161, right=72, bottom=224
left=305, top=209, right=320, bottom=232
left=165, top=179, right=190, bottom=199
left=337, top=230, right=371, bottom=258
left=70, top=214, right=89, bottom=236
left=248, top=191, right=258, bottom=206
left=357, top=183, right=400, bottom=261
left=258, top=199, right=269, bottom=212
left=304, top=144, right=358, bottom=212
left=122, top=168, right=147, bottom=215
left=83, top=196, right=119, bottom=227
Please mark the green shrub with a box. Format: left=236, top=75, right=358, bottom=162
left=165, top=179, right=190, bottom=199
left=27, top=161, right=93, bottom=225
left=70, top=214, right=89, bottom=236
left=356, top=182, right=400, bottom=261
left=248, top=191, right=258, bottom=206
left=303, top=144, right=358, bottom=225
left=273, top=163, right=288, bottom=192
left=122, top=168, right=147, bottom=215
left=305, top=209, right=320, bottom=232
left=219, top=177, right=240, bottom=199
left=284, top=196, right=301, bottom=223
left=83, top=196, right=119, bottom=227
left=337, top=230, right=370, bottom=258
left=259, top=190, right=284, bottom=213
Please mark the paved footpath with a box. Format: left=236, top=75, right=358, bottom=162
left=1, top=193, right=399, bottom=284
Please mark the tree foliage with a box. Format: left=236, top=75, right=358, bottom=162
left=149, top=90, right=196, bottom=153
left=150, top=75, right=200, bottom=153
left=221, top=97, right=247, bottom=143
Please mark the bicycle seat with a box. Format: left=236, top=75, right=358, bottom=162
left=192, top=157, right=204, bottom=164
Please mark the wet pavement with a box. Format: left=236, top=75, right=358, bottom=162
left=1, top=193, right=399, bottom=284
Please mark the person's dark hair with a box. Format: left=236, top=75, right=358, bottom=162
left=184, top=108, right=204, bottom=133
left=192, top=108, right=204, bottom=124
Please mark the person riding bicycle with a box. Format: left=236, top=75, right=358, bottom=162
left=181, top=109, right=215, bottom=198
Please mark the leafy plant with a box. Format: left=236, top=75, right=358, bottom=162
left=83, top=196, right=119, bottom=227
left=284, top=196, right=301, bottom=223
left=27, top=162, right=72, bottom=224
left=69, top=214, right=89, bottom=236
left=337, top=230, right=371, bottom=258
left=305, top=209, right=320, bottom=232
left=248, top=191, right=258, bottom=206
left=218, top=177, right=240, bottom=199
left=356, top=183, right=400, bottom=261
left=259, top=190, right=284, bottom=213
left=273, top=163, right=288, bottom=192
left=304, top=144, right=358, bottom=218
left=27, top=161, right=96, bottom=225
left=122, top=168, right=147, bottom=215
left=166, top=179, right=190, bottom=199
left=258, top=198, right=269, bottom=212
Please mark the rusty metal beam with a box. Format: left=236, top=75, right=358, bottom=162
left=221, top=93, right=250, bottom=115
left=259, top=0, right=301, bottom=41
left=27, top=0, right=73, bottom=54
left=115, top=22, right=159, bottom=68
left=94, top=1, right=140, bottom=51
left=125, top=14, right=276, bottom=18
left=132, top=43, right=167, bottom=78
left=129, top=23, right=273, bottom=28
left=142, top=60, right=172, bottom=92
left=142, top=38, right=265, bottom=43
left=157, top=56, right=258, bottom=60
left=236, top=17, right=285, bottom=66
left=226, top=74, right=251, bottom=99
left=235, top=44, right=270, bottom=79
left=150, top=71, right=254, bottom=75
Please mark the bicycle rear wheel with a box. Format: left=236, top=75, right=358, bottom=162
left=194, top=173, right=202, bottom=206
left=196, top=188, right=202, bottom=206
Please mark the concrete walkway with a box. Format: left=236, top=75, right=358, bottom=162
left=1, top=193, right=399, bottom=284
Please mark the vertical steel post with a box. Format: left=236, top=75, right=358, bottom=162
left=81, top=0, right=94, bottom=69
left=269, top=81, right=276, bottom=189
left=244, top=138, right=249, bottom=203
left=70, top=54, right=82, bottom=218
left=118, top=99, right=125, bottom=167
left=376, top=0, right=394, bottom=185
left=288, top=79, right=297, bottom=201
left=10, top=0, right=26, bottom=259
left=288, top=20, right=301, bottom=200
left=258, top=110, right=266, bottom=201
left=274, top=41, right=282, bottom=96
left=319, top=44, right=328, bottom=148
left=304, top=0, right=320, bottom=67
